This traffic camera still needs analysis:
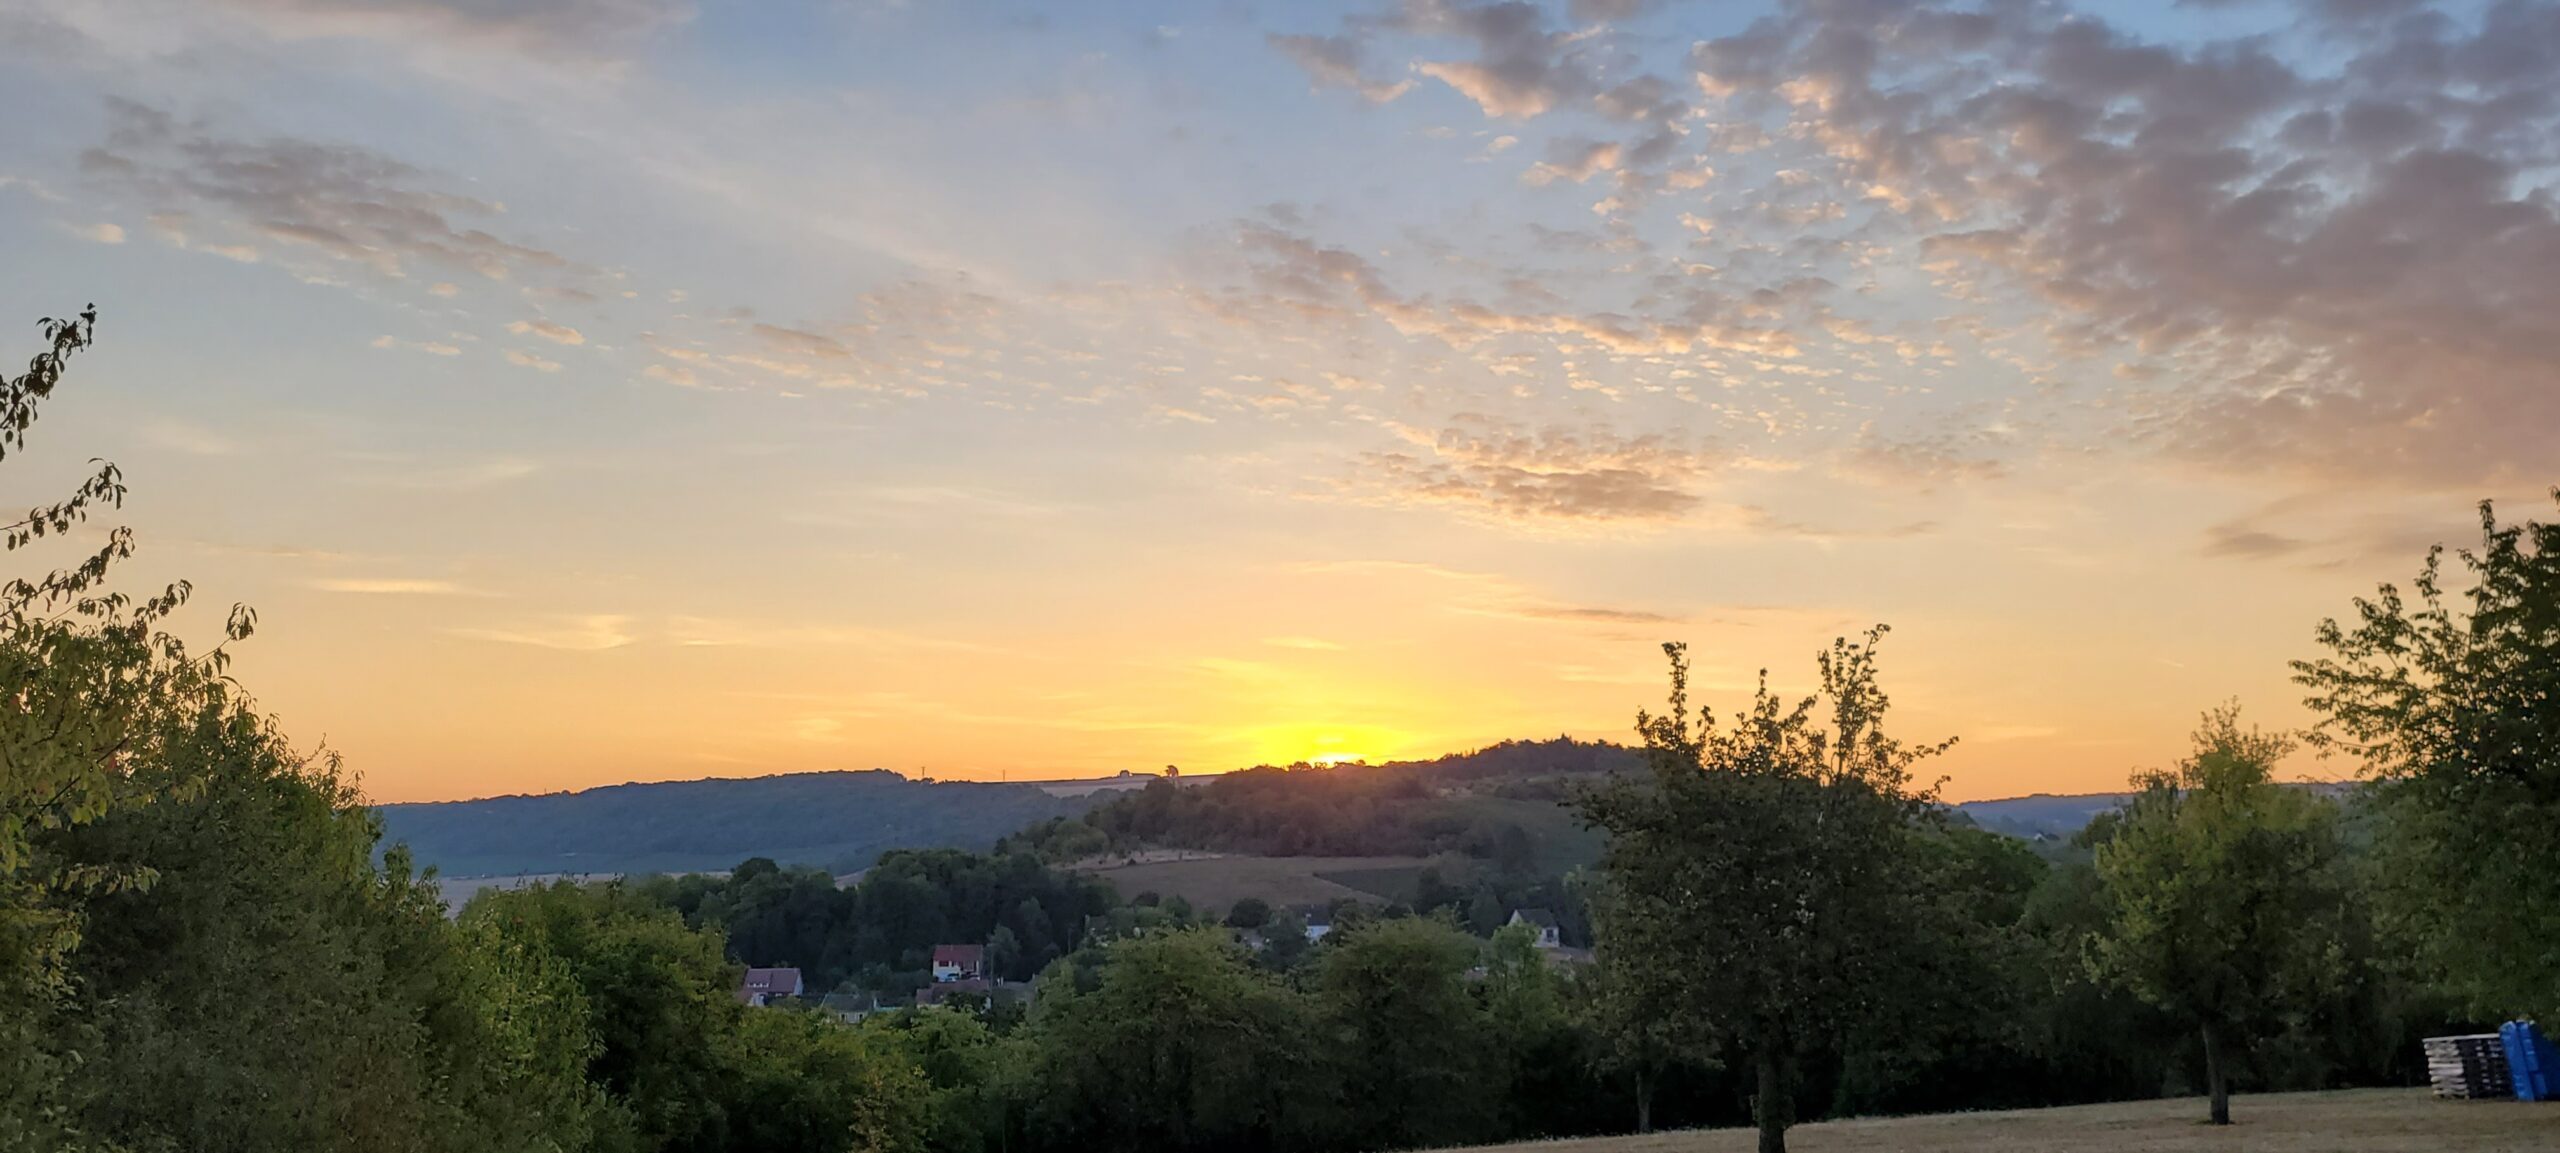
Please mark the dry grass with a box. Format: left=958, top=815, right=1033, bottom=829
left=1069, top=854, right=1431, bottom=911
left=1444, top=1089, right=2554, bottom=1153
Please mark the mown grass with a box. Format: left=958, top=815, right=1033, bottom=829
left=1071, top=854, right=1433, bottom=911
left=1441, top=1088, right=2550, bottom=1153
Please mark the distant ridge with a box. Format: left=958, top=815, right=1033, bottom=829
left=376, top=769, right=1099, bottom=878
left=378, top=744, right=2302, bottom=879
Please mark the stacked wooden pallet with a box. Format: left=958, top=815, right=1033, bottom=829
left=2426, top=1034, right=2514, bottom=1099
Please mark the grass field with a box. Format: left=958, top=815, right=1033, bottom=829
left=1070, top=854, right=1433, bottom=911
left=1442, top=1089, right=2552, bottom=1153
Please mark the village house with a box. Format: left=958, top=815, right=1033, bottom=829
left=737, top=966, right=804, bottom=1006
left=1508, top=908, right=1562, bottom=949
left=931, top=943, right=986, bottom=983
left=821, top=991, right=889, bottom=1023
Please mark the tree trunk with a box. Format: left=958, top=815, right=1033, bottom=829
left=1753, top=1047, right=1792, bottom=1153
left=2201, top=1021, right=2231, bottom=1125
left=1635, top=1067, right=1654, bottom=1134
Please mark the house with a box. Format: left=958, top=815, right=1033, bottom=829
left=1508, top=909, right=1562, bottom=950
left=917, top=977, right=992, bottom=1008
left=931, top=943, right=986, bottom=983
left=738, top=967, right=804, bottom=1006
left=1304, top=919, right=1333, bottom=943
left=821, top=991, right=888, bottom=1023
left=918, top=978, right=1037, bottom=1011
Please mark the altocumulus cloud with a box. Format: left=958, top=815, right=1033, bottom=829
left=1683, top=0, right=2560, bottom=485
left=1348, top=414, right=1718, bottom=524
left=81, top=98, right=576, bottom=290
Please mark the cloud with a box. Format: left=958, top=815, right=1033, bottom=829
left=507, top=318, right=585, bottom=345
left=1267, top=33, right=1414, bottom=103
left=311, top=577, right=478, bottom=595
left=83, top=98, right=577, bottom=289
left=368, top=458, right=540, bottom=490
left=452, top=614, right=634, bottom=651
left=1397, top=0, right=1599, bottom=120
left=1522, top=137, right=1621, bottom=185
left=1349, top=414, right=1715, bottom=523
left=505, top=348, right=563, bottom=372
left=205, top=0, right=692, bottom=58
left=373, top=334, right=464, bottom=356
left=1841, top=425, right=2010, bottom=488
left=1214, top=219, right=1795, bottom=357
left=2201, top=522, right=2310, bottom=560
left=140, top=420, right=244, bottom=457
left=1690, top=0, right=2560, bottom=484
left=1504, top=604, right=1677, bottom=625
left=63, top=220, right=124, bottom=243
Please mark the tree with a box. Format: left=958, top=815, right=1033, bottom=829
left=1579, top=884, right=1714, bottom=1134
left=2294, top=496, right=2560, bottom=1022
left=723, top=1009, right=932, bottom=1153
left=1024, top=928, right=1322, bottom=1153
left=1578, top=631, right=1950, bottom=1153
left=1313, top=917, right=1495, bottom=1150
left=2088, top=706, right=2350, bottom=1125
left=1224, top=896, right=1271, bottom=929
left=2, top=307, right=252, bottom=1149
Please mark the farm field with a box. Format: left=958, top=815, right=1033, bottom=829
left=1443, top=1089, right=2551, bottom=1153
left=1070, top=854, right=1432, bottom=911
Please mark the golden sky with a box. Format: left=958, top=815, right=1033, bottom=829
left=3, top=0, right=2552, bottom=803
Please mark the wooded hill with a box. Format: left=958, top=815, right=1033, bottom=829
left=375, top=769, right=1095, bottom=877
left=375, top=740, right=2145, bottom=879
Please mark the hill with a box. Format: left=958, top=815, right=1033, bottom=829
left=1069, top=854, right=1437, bottom=910
left=1952, top=792, right=2137, bottom=840
left=378, top=738, right=2152, bottom=884
left=1000, top=737, right=2130, bottom=874
left=375, top=769, right=1096, bottom=877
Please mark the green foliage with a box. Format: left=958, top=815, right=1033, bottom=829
left=2088, top=707, right=2352, bottom=1123
left=638, top=848, right=1112, bottom=993
left=1023, top=928, right=1328, bottom=1153
left=1579, top=631, right=1953, bottom=1153
left=859, top=1010, right=1029, bottom=1153
left=2295, top=495, right=2560, bottom=1022
left=1315, top=916, right=1498, bottom=1149
left=1, top=308, right=254, bottom=1152
left=723, top=1009, right=933, bottom=1153
left=1575, top=891, right=1717, bottom=1134
left=998, top=738, right=1632, bottom=866
left=1224, top=895, right=1271, bottom=928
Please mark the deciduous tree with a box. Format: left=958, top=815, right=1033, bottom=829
left=1578, top=630, right=1950, bottom=1153
left=2088, top=707, right=2350, bottom=1125
left=2295, top=496, right=2560, bottom=1021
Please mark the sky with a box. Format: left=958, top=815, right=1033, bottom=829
left=1, top=0, right=2553, bottom=804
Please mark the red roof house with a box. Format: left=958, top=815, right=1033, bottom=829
left=738, top=966, right=804, bottom=1006
left=931, top=944, right=986, bottom=983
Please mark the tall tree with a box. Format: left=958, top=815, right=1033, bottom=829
left=1577, top=885, right=1714, bottom=1135
left=2295, top=496, right=2560, bottom=1021
left=1313, top=916, right=1496, bottom=1150
left=2087, top=706, right=2350, bottom=1125
left=1578, top=630, right=1950, bottom=1153
left=2, top=307, right=252, bottom=1150
left=1025, top=928, right=1322, bottom=1153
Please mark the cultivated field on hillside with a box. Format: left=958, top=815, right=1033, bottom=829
left=1446, top=1089, right=2548, bottom=1153
left=1070, top=854, right=1432, bottom=911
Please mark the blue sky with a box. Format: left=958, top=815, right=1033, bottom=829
left=2, top=0, right=2552, bottom=801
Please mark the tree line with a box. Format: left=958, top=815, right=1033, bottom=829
left=7, top=310, right=2558, bottom=1153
